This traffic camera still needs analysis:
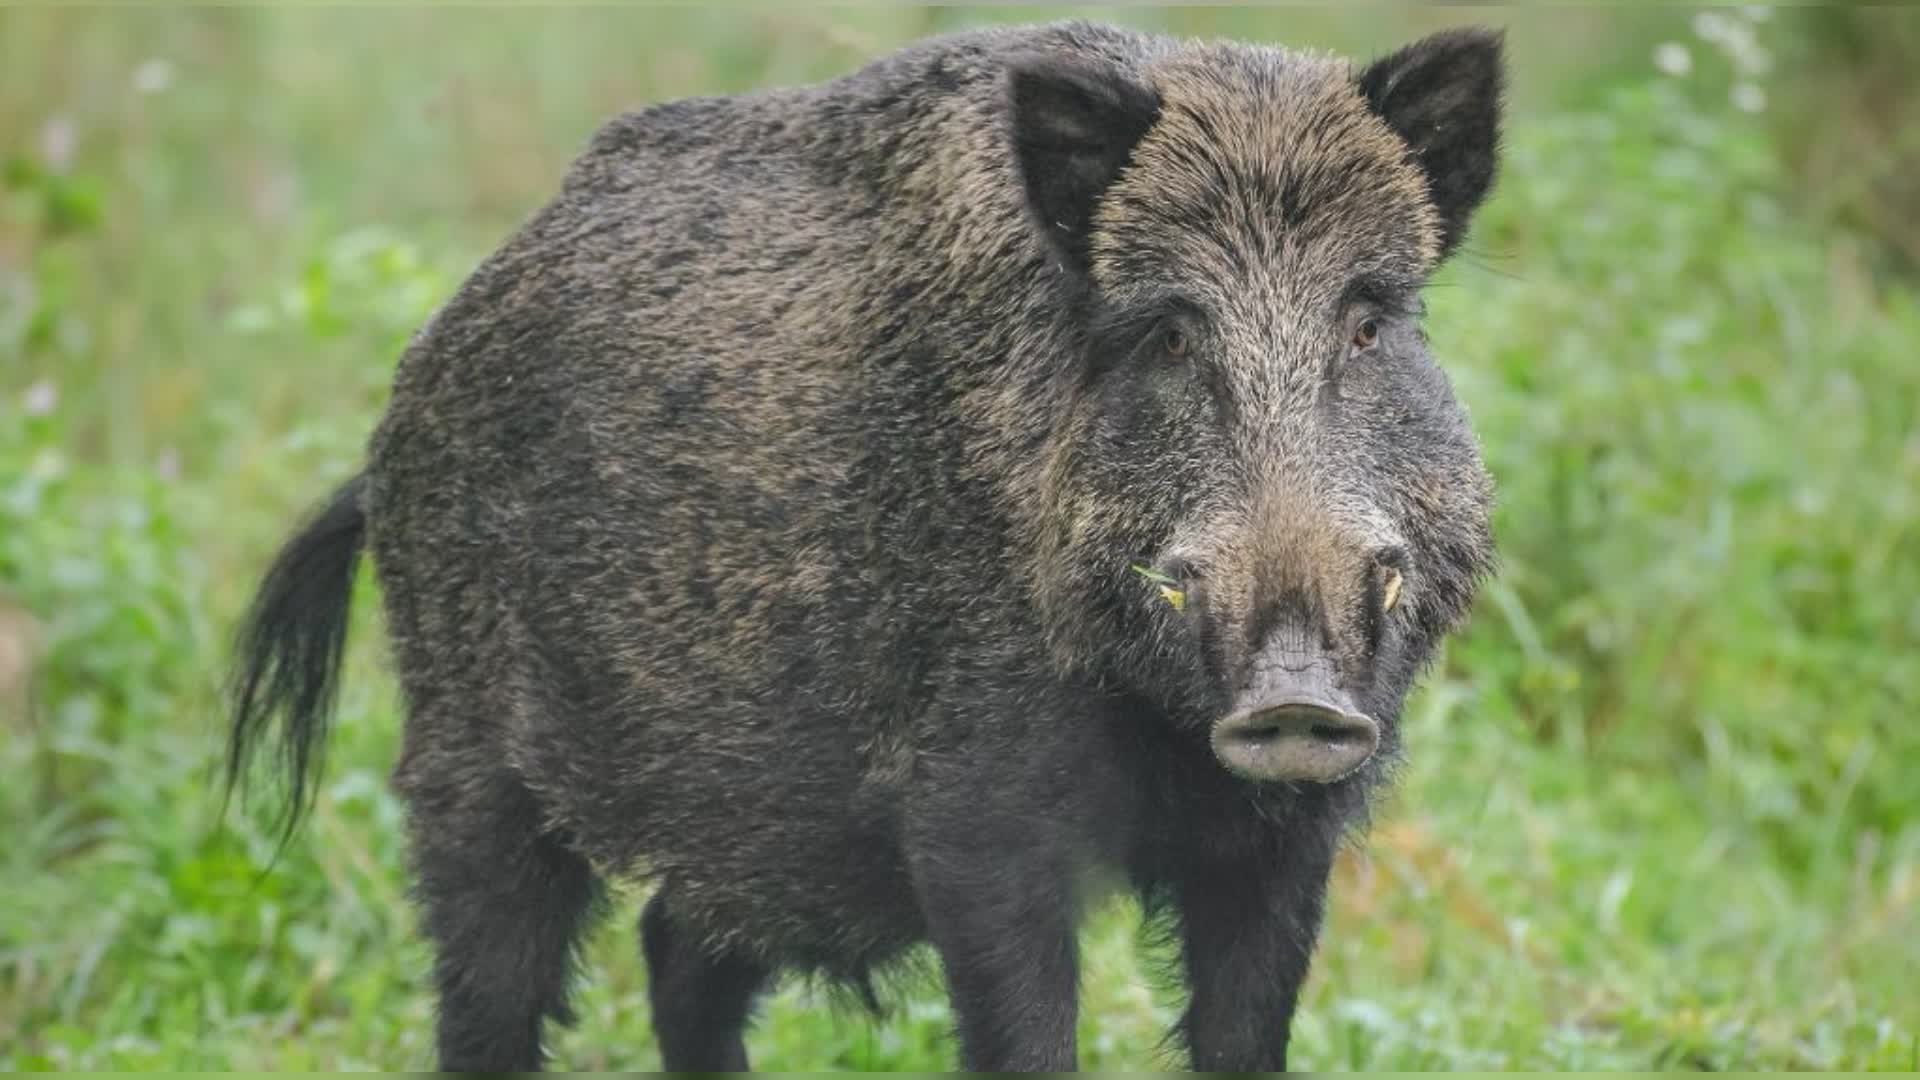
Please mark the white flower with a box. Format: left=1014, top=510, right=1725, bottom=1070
left=1714, top=22, right=1772, bottom=76
left=1654, top=42, right=1693, bottom=78
left=1731, top=82, right=1767, bottom=114
left=1738, top=44, right=1774, bottom=77
left=1692, top=11, right=1730, bottom=43
left=22, top=378, right=57, bottom=417
left=132, top=59, right=173, bottom=95
left=39, top=115, right=74, bottom=172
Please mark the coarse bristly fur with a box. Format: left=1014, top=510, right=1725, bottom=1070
left=224, top=19, right=1505, bottom=1072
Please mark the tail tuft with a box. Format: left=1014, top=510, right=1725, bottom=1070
left=224, top=473, right=368, bottom=843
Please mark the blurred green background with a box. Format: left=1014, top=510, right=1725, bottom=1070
left=3, top=5, right=1918, bottom=1070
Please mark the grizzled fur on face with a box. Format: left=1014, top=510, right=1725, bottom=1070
left=224, top=19, right=1505, bottom=1073
left=1020, top=35, right=1497, bottom=767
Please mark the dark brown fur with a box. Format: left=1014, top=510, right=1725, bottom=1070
left=227, top=20, right=1504, bottom=1071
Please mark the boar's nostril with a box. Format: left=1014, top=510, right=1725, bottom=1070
left=1311, top=720, right=1369, bottom=745
left=1239, top=719, right=1284, bottom=742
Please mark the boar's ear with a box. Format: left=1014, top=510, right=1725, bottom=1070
left=1007, top=55, right=1160, bottom=276
left=1357, top=27, right=1506, bottom=259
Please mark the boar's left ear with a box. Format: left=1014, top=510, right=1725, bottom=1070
left=1357, top=27, right=1506, bottom=260
left=1007, top=55, right=1161, bottom=277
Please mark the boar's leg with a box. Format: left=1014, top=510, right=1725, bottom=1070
left=1172, top=819, right=1341, bottom=1071
left=906, top=798, right=1080, bottom=1069
left=400, top=766, right=604, bottom=1072
left=639, top=891, right=771, bottom=1071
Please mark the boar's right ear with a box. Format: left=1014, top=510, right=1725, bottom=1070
left=1357, top=27, right=1506, bottom=260
left=1007, top=55, right=1160, bottom=276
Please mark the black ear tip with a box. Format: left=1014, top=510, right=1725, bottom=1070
left=1005, top=53, right=1160, bottom=130
left=1005, top=53, right=1093, bottom=100
left=1371, top=25, right=1509, bottom=79
left=1455, top=26, right=1508, bottom=91
left=1464, top=24, right=1508, bottom=47
left=1422, top=24, right=1509, bottom=57
left=1358, top=25, right=1509, bottom=110
left=1004, top=54, right=1062, bottom=98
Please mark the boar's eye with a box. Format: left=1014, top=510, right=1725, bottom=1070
left=1350, top=317, right=1381, bottom=354
left=1160, top=323, right=1190, bottom=361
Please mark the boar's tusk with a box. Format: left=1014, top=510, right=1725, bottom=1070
left=1129, top=562, right=1187, bottom=612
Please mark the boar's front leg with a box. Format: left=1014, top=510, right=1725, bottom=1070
left=1174, top=817, right=1341, bottom=1071
left=905, top=769, right=1081, bottom=1071
left=639, top=891, right=770, bottom=1071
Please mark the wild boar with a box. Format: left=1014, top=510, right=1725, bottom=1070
left=227, top=19, right=1503, bottom=1071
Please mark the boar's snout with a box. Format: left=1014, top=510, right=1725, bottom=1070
left=1213, top=691, right=1382, bottom=776
left=1213, top=701, right=1378, bottom=784
left=1211, top=651, right=1379, bottom=784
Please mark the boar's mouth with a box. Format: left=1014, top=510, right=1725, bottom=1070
left=1211, top=698, right=1380, bottom=784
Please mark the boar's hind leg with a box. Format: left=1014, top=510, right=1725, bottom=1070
left=639, top=891, right=771, bottom=1071
left=400, top=764, right=603, bottom=1072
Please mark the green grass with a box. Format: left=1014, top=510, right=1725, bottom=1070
left=4, top=6, right=1918, bottom=1071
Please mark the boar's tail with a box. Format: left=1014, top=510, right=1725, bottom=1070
left=224, top=472, right=368, bottom=845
